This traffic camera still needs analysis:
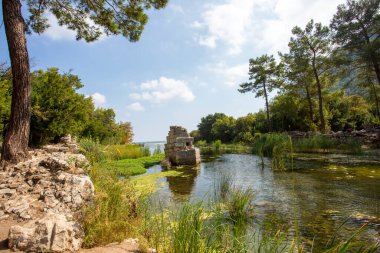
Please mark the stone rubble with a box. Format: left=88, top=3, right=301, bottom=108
left=0, top=135, right=94, bottom=252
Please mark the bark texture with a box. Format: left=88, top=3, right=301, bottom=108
left=1, top=0, right=32, bottom=165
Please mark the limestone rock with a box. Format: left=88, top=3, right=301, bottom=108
left=8, top=212, right=83, bottom=252
left=1, top=137, right=94, bottom=252
left=40, top=156, right=71, bottom=171
left=164, top=126, right=201, bottom=166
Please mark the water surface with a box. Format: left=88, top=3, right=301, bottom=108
left=145, top=154, right=380, bottom=250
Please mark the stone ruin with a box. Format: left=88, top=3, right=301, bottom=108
left=0, top=135, right=94, bottom=252
left=164, top=126, right=200, bottom=166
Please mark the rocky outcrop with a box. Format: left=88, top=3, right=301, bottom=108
left=8, top=212, right=83, bottom=252
left=164, top=126, right=200, bottom=166
left=0, top=135, right=94, bottom=252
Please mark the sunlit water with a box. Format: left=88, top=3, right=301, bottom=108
left=144, top=153, right=380, bottom=250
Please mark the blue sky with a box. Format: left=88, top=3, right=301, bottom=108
left=0, top=0, right=345, bottom=142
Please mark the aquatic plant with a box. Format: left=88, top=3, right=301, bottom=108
left=226, top=188, right=255, bottom=224
left=105, top=154, right=165, bottom=176
left=213, top=140, right=222, bottom=152
left=214, top=172, right=233, bottom=202
left=252, top=133, right=292, bottom=170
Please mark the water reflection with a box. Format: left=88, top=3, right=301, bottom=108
left=166, top=165, right=200, bottom=201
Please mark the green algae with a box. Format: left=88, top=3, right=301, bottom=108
left=131, top=170, right=184, bottom=195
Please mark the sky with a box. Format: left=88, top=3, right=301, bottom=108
left=0, top=0, right=346, bottom=142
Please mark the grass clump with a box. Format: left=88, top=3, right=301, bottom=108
left=82, top=164, right=142, bottom=247
left=293, top=135, right=363, bottom=154
left=226, top=188, right=254, bottom=224
left=103, top=144, right=150, bottom=160
left=294, top=135, right=335, bottom=152
left=252, top=133, right=292, bottom=170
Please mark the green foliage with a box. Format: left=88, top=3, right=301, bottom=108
left=189, top=130, right=201, bottom=143
left=105, top=154, right=164, bottom=176
left=270, top=92, right=318, bottom=132
left=327, top=91, right=371, bottom=131
left=26, top=0, right=168, bottom=43
left=195, top=140, right=207, bottom=147
left=330, top=0, right=380, bottom=86
left=211, top=116, right=236, bottom=143
left=197, top=113, right=227, bottom=142
left=82, top=108, right=118, bottom=144
left=0, top=68, right=133, bottom=146
left=0, top=68, right=12, bottom=138
left=239, top=54, right=282, bottom=131
left=289, top=20, right=333, bottom=132
left=30, top=68, right=93, bottom=145
left=234, top=114, right=256, bottom=143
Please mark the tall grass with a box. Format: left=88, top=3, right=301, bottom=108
left=79, top=138, right=150, bottom=163
left=214, top=172, right=233, bottom=202
left=293, top=135, right=363, bottom=154
left=226, top=188, right=255, bottom=224
left=81, top=163, right=143, bottom=247
left=252, top=133, right=292, bottom=170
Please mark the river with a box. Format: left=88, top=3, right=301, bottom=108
left=143, top=152, right=380, bottom=251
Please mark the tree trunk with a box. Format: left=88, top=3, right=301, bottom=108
left=304, top=84, right=314, bottom=124
left=263, top=81, right=272, bottom=132
left=372, top=58, right=380, bottom=87
left=371, top=82, right=380, bottom=118
left=312, top=65, right=326, bottom=133
left=1, top=0, right=32, bottom=165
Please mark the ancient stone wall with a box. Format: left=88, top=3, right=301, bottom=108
left=164, top=126, right=200, bottom=165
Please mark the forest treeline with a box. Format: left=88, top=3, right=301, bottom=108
left=0, top=66, right=133, bottom=146
left=192, top=0, right=379, bottom=143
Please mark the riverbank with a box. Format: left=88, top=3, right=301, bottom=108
left=5, top=139, right=373, bottom=252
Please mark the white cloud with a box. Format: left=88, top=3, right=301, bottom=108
left=131, top=77, right=195, bottom=104
left=129, top=93, right=142, bottom=100
left=127, top=102, right=145, bottom=112
left=258, top=0, right=346, bottom=54
left=169, top=4, right=184, bottom=14
left=192, top=0, right=345, bottom=55
left=205, top=62, right=248, bottom=87
left=43, top=13, right=77, bottom=41
left=192, top=0, right=255, bottom=55
left=43, top=13, right=107, bottom=42
left=91, top=92, right=106, bottom=107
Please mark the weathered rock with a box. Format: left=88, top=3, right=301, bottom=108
left=0, top=188, right=16, bottom=197
left=8, top=212, right=83, bottom=252
left=0, top=136, right=94, bottom=252
left=40, top=156, right=71, bottom=171
left=164, top=126, right=201, bottom=166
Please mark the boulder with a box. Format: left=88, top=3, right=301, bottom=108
left=8, top=212, right=84, bottom=252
